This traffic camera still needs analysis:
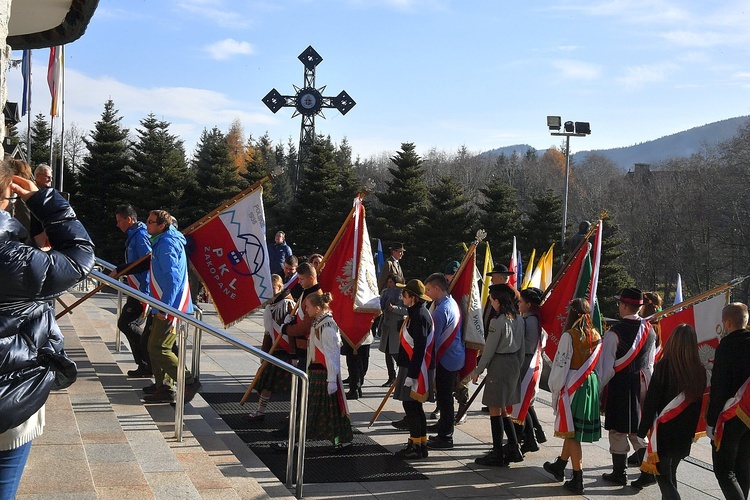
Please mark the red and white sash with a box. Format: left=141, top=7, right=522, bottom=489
left=435, top=309, right=461, bottom=364
left=150, top=266, right=192, bottom=326
left=640, top=392, right=691, bottom=474
left=555, top=342, right=603, bottom=438
left=737, top=378, right=750, bottom=430
left=509, top=341, right=542, bottom=423
left=614, top=320, right=649, bottom=372
left=715, top=377, right=750, bottom=451
left=399, top=316, right=435, bottom=403
left=265, top=299, right=293, bottom=353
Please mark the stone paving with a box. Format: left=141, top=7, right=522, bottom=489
left=19, top=291, right=724, bottom=499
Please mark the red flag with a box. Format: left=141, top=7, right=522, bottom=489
left=539, top=244, right=588, bottom=360
left=317, top=196, right=380, bottom=350
left=188, top=187, right=274, bottom=327
left=657, top=292, right=727, bottom=434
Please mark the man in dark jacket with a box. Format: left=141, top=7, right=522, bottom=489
left=268, top=231, right=292, bottom=276
left=707, top=302, right=750, bottom=500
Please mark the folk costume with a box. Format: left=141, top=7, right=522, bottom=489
left=549, top=320, right=602, bottom=443
left=394, top=297, right=435, bottom=459
left=706, top=327, right=750, bottom=500
left=637, top=357, right=704, bottom=498
left=305, top=311, right=352, bottom=447
left=282, top=283, right=323, bottom=366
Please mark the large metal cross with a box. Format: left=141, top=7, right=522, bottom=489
left=262, top=46, right=356, bottom=192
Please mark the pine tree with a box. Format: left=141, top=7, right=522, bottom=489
left=181, top=127, right=243, bottom=226
left=522, top=189, right=562, bottom=258
left=130, top=114, right=189, bottom=222
left=373, top=142, right=430, bottom=278
left=28, top=113, right=52, bottom=167
left=76, top=99, right=131, bottom=262
left=477, top=178, right=522, bottom=259
left=292, top=137, right=358, bottom=255
left=597, top=214, right=636, bottom=318
left=424, top=174, right=474, bottom=270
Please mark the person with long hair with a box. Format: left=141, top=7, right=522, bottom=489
left=636, top=324, right=705, bottom=499
left=544, top=298, right=602, bottom=494
left=472, top=283, right=525, bottom=466
left=515, top=287, right=547, bottom=453
left=0, top=162, right=94, bottom=498
left=393, top=279, right=435, bottom=460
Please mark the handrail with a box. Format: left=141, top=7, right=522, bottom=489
left=87, top=257, right=308, bottom=499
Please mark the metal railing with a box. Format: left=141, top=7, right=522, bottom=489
left=89, top=257, right=309, bottom=498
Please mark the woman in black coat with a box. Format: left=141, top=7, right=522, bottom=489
left=0, top=164, right=94, bottom=498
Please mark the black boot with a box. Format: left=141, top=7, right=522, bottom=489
left=514, top=421, right=525, bottom=444
left=421, top=442, right=429, bottom=458
left=520, top=413, right=539, bottom=453
left=631, top=471, right=657, bottom=489
left=564, top=469, right=584, bottom=494
left=394, top=439, right=422, bottom=459
left=602, top=454, right=628, bottom=485
left=503, top=416, right=523, bottom=463
left=543, top=456, right=568, bottom=482
left=528, top=406, right=547, bottom=443
left=476, top=415, right=508, bottom=467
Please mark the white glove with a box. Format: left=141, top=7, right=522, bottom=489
left=283, top=315, right=295, bottom=325
left=636, top=436, right=648, bottom=448
left=327, top=381, right=338, bottom=395
left=404, top=377, right=418, bottom=391
left=706, top=425, right=715, bottom=441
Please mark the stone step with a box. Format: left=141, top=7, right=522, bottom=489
left=18, top=292, right=290, bottom=499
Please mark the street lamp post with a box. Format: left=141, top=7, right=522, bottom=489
left=547, top=116, right=591, bottom=262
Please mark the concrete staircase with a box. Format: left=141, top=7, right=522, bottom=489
left=17, top=293, right=292, bottom=500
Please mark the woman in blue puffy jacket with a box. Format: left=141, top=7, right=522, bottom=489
left=0, top=161, right=94, bottom=498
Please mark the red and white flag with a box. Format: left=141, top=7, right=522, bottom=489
left=508, top=236, right=518, bottom=288
left=317, top=196, right=380, bottom=350
left=47, top=46, right=63, bottom=117
left=188, top=186, right=274, bottom=327
left=449, top=245, right=485, bottom=379
left=657, top=291, right=728, bottom=435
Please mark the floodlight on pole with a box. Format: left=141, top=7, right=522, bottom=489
left=549, top=117, right=591, bottom=262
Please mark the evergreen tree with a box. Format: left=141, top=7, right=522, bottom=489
left=181, top=127, right=243, bottom=226
left=76, top=99, right=131, bottom=262
left=292, top=137, right=359, bottom=256
left=425, top=174, right=474, bottom=270
left=28, top=113, right=51, bottom=167
left=597, top=214, right=636, bottom=318
left=373, top=142, right=430, bottom=278
left=130, top=114, right=189, bottom=222
left=522, top=189, right=562, bottom=258
left=477, top=178, right=522, bottom=259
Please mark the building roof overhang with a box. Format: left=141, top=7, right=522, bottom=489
left=7, top=0, right=99, bottom=50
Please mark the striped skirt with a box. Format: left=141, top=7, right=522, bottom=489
left=306, top=366, right=353, bottom=444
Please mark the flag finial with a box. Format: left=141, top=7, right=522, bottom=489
left=473, top=229, right=486, bottom=245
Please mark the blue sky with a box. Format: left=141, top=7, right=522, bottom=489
left=7, top=0, right=750, bottom=160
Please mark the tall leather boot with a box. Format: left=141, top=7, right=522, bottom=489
left=528, top=406, right=547, bottom=443
left=543, top=456, right=568, bottom=482
left=602, top=454, right=628, bottom=485
left=564, top=469, right=584, bottom=494
left=628, top=446, right=645, bottom=467
left=521, top=413, right=539, bottom=453
left=475, top=415, right=507, bottom=466
left=503, top=416, right=524, bottom=463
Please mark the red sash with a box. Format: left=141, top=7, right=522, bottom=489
left=640, top=392, right=691, bottom=474
left=435, top=310, right=461, bottom=364
left=399, top=316, right=435, bottom=403
left=509, top=342, right=542, bottom=423
left=614, top=320, right=649, bottom=372
left=738, top=378, right=750, bottom=430
left=715, top=377, right=750, bottom=451
left=555, top=342, right=603, bottom=438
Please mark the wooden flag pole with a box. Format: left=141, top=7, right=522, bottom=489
left=454, top=378, right=486, bottom=424
left=181, top=175, right=270, bottom=236
left=649, top=276, right=749, bottom=323
left=369, top=379, right=398, bottom=427
left=55, top=253, right=152, bottom=319
left=319, top=199, right=359, bottom=273
left=240, top=333, right=284, bottom=405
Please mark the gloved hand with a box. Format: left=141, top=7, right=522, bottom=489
left=404, top=377, right=418, bottom=391
left=636, top=435, right=648, bottom=448
left=706, top=425, right=715, bottom=441
left=327, top=381, right=338, bottom=395
left=283, top=315, right=295, bottom=325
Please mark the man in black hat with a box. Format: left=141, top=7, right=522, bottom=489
left=597, top=287, right=657, bottom=488
left=483, top=264, right=516, bottom=329
left=378, top=242, right=405, bottom=291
